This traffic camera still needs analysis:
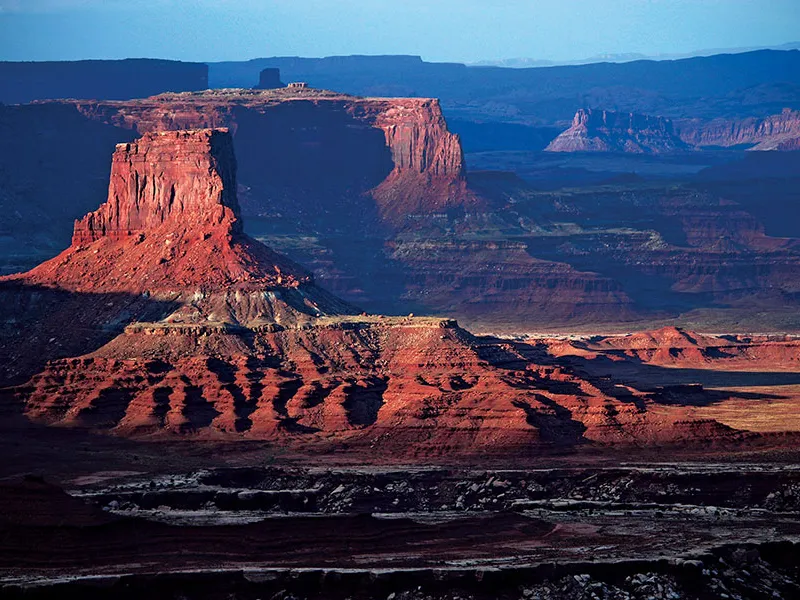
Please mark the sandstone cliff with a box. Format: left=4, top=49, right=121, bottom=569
left=4, top=129, right=354, bottom=325
left=676, top=108, right=800, bottom=150
left=545, top=109, right=689, bottom=154
left=65, top=90, right=478, bottom=227
left=73, top=129, right=241, bottom=244
left=356, top=98, right=482, bottom=223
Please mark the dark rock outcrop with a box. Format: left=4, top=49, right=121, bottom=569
left=254, top=68, right=284, bottom=90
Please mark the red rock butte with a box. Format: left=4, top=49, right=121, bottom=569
left=72, top=129, right=242, bottom=244
left=6, top=128, right=318, bottom=296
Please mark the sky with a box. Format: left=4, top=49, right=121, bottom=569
left=0, top=0, right=798, bottom=64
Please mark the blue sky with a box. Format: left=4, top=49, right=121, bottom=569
left=1, top=0, right=798, bottom=63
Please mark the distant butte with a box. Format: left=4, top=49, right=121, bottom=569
left=676, top=108, right=800, bottom=150
left=546, top=108, right=690, bottom=154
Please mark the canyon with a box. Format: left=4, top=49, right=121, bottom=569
left=1, top=53, right=800, bottom=598
left=2, top=88, right=800, bottom=331
left=3, top=127, right=800, bottom=455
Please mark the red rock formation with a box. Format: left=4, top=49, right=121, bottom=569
left=546, top=109, right=689, bottom=154
left=10, top=317, right=797, bottom=453
left=676, top=109, right=800, bottom=150
left=359, top=99, right=484, bottom=223
left=3, top=128, right=789, bottom=454
left=584, top=326, right=800, bottom=368
left=8, top=129, right=316, bottom=297
left=73, top=129, right=240, bottom=244
left=64, top=90, right=480, bottom=227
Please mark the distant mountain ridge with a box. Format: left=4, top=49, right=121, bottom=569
left=0, top=58, right=208, bottom=105
left=469, top=42, right=800, bottom=68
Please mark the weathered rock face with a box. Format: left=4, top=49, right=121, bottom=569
left=3, top=129, right=332, bottom=303
left=676, top=108, right=800, bottom=150
left=254, top=68, right=284, bottom=90
left=372, top=99, right=464, bottom=177
left=356, top=98, right=482, bottom=223
left=73, top=129, right=241, bottom=244
left=62, top=90, right=477, bottom=228
left=546, top=109, right=689, bottom=154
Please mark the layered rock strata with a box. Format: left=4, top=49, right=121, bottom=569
left=2, top=129, right=790, bottom=453
left=676, top=108, right=800, bottom=150
left=546, top=109, right=689, bottom=154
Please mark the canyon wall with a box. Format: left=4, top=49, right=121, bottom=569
left=676, top=108, right=800, bottom=150
left=546, top=109, right=689, bottom=154
left=65, top=90, right=474, bottom=226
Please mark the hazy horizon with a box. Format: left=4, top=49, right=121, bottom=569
left=1, top=0, right=799, bottom=64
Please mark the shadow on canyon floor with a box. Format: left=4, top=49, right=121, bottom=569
left=0, top=281, right=181, bottom=388
left=562, top=353, right=800, bottom=390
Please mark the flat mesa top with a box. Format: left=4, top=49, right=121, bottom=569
left=32, top=88, right=437, bottom=106
left=160, top=87, right=354, bottom=100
